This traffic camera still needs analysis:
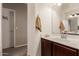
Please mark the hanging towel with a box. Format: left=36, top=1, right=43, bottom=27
left=35, top=16, right=41, bottom=32
left=59, top=21, right=65, bottom=32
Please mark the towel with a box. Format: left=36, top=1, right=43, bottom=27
left=59, top=21, right=65, bottom=32
left=35, top=16, right=41, bottom=32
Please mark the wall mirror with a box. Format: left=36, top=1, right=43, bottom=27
left=63, top=11, right=79, bottom=35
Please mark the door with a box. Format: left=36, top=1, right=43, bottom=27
left=2, top=8, right=10, bottom=49
left=2, top=8, right=15, bottom=49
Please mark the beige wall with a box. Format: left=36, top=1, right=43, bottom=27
left=3, top=3, right=27, bottom=47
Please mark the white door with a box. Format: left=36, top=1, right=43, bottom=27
left=2, top=8, right=10, bottom=49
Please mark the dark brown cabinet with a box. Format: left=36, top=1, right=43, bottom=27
left=41, top=38, right=79, bottom=56
left=41, top=39, right=52, bottom=56
left=53, top=43, right=78, bottom=56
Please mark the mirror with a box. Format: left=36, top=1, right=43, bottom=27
left=63, top=13, right=79, bottom=34
left=51, top=3, right=79, bottom=35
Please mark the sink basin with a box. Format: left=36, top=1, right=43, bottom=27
left=53, top=37, right=70, bottom=43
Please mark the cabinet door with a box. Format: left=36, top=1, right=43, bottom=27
left=53, top=43, right=77, bottom=56
left=41, top=38, right=52, bottom=56
left=53, top=43, right=78, bottom=56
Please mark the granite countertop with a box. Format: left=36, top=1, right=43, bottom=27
left=41, top=34, right=79, bottom=50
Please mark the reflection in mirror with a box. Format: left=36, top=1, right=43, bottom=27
left=51, top=3, right=79, bottom=35
left=63, top=13, right=79, bottom=34
left=68, top=17, right=78, bottom=33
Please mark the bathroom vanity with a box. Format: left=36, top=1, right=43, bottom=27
left=41, top=34, right=79, bottom=56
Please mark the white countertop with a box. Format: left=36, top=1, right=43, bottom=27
left=41, top=34, right=79, bottom=49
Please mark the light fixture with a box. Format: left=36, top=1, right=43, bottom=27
left=69, top=13, right=78, bottom=18
left=69, top=15, right=73, bottom=18
left=74, top=14, right=77, bottom=17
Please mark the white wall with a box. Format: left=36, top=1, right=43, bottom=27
left=27, top=3, right=41, bottom=56
left=27, top=3, right=61, bottom=56
left=51, top=5, right=62, bottom=34
left=52, top=10, right=60, bottom=34
left=35, top=4, right=52, bottom=55
left=27, top=4, right=53, bottom=56
left=35, top=4, right=52, bottom=35
left=27, top=3, right=36, bottom=56
left=0, top=3, right=2, bottom=55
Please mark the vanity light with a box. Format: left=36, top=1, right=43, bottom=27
left=69, top=15, right=73, bottom=18
left=74, top=14, right=77, bottom=17
left=72, top=14, right=78, bottom=17
left=69, top=14, right=77, bottom=18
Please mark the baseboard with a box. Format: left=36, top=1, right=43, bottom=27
left=15, top=44, right=27, bottom=48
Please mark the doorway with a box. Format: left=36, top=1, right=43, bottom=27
left=2, top=3, right=27, bottom=56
